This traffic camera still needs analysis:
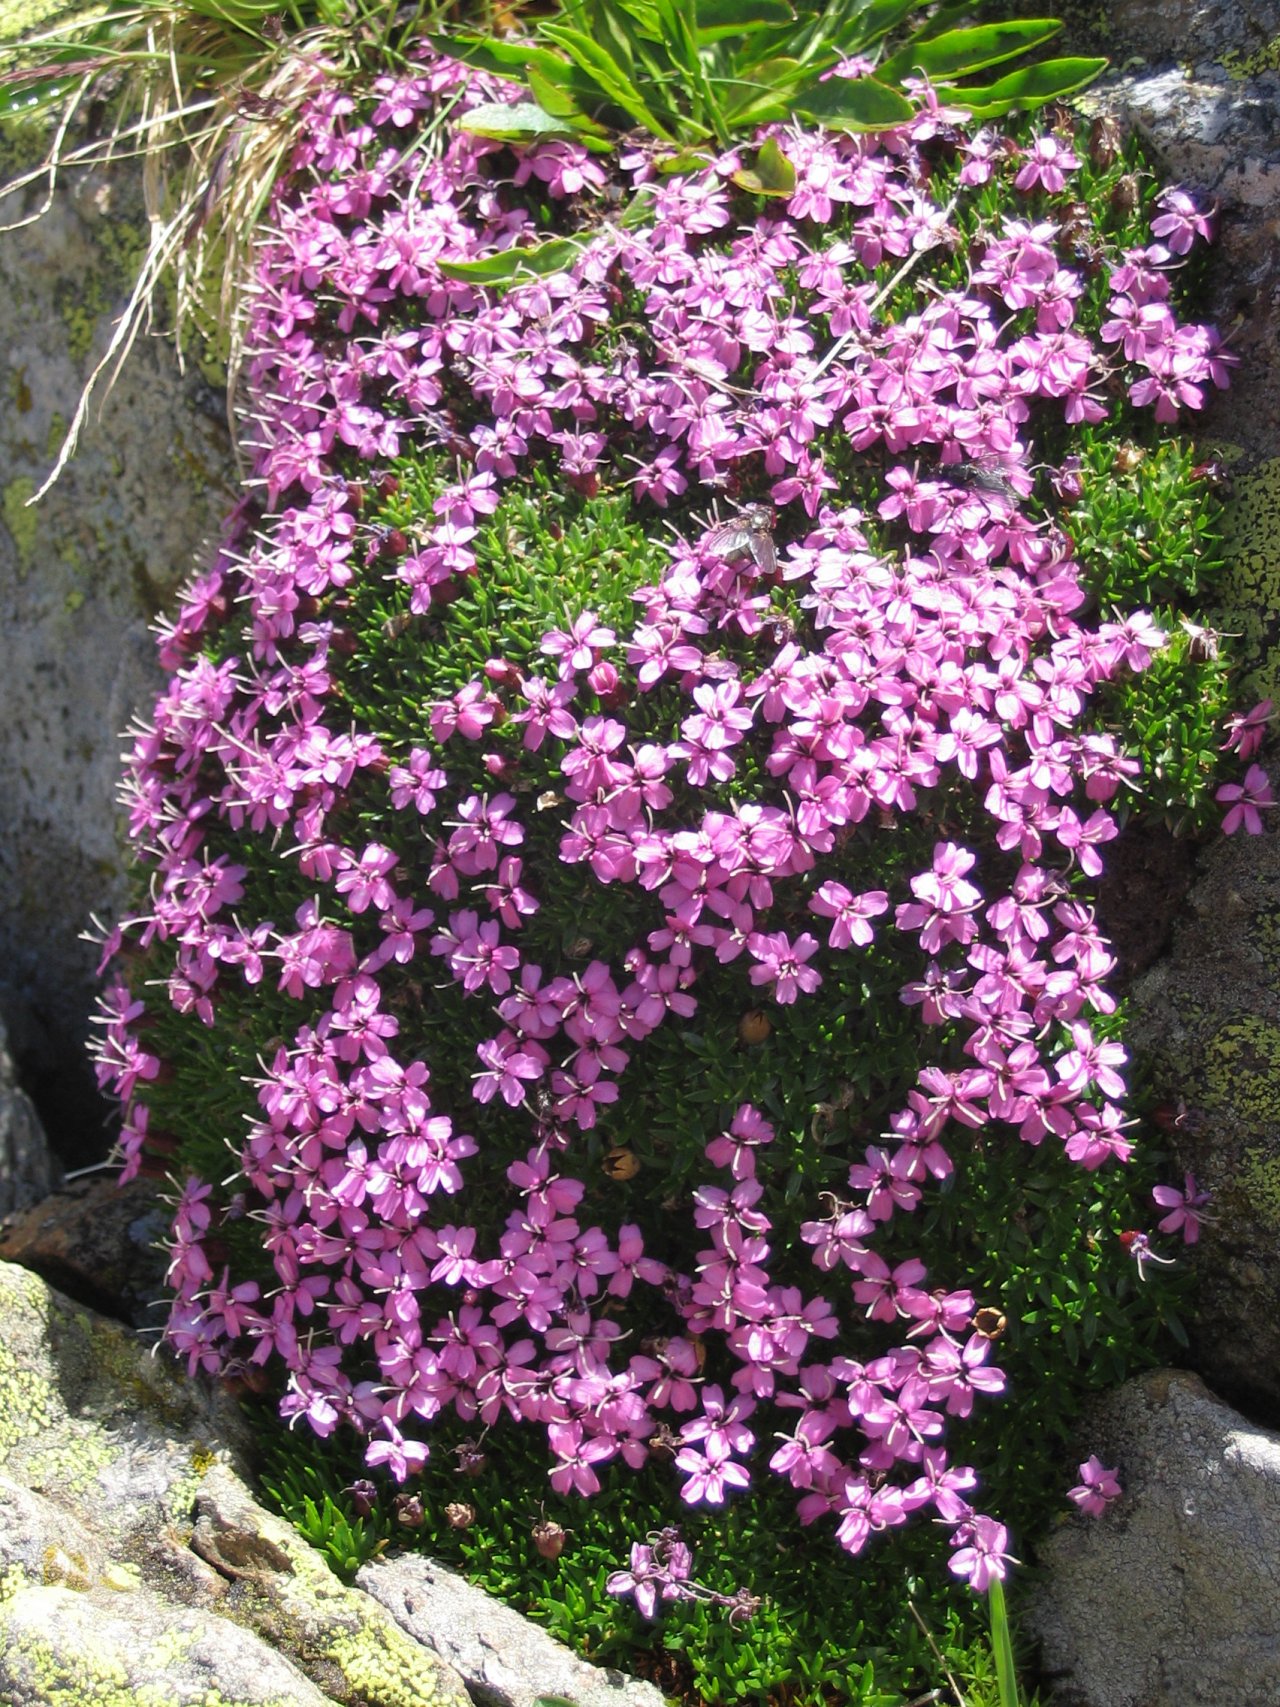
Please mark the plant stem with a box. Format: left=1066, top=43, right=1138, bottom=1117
left=987, top=1578, right=1021, bottom=1707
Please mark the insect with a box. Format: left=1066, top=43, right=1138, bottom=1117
left=704, top=504, right=777, bottom=576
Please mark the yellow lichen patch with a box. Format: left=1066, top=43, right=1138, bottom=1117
left=2, top=475, right=39, bottom=574
left=1211, top=456, right=1280, bottom=704
left=1221, top=36, right=1280, bottom=79
left=1237, top=1148, right=1280, bottom=1232
left=0, top=1587, right=308, bottom=1707
left=1200, top=1016, right=1280, bottom=1130
left=0, top=1563, right=28, bottom=1602
left=42, top=1545, right=93, bottom=1592
left=326, top=1623, right=458, bottom=1707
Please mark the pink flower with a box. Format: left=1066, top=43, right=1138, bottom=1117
left=746, top=930, right=822, bottom=1004
left=1218, top=764, right=1275, bottom=834
left=1067, top=1455, right=1122, bottom=1517
left=1014, top=135, right=1080, bottom=194
left=947, top=1515, right=1016, bottom=1592
left=1152, top=1172, right=1211, bottom=1245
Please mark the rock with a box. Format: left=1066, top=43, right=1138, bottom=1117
left=1068, top=0, right=1280, bottom=1416
left=358, top=1553, right=667, bottom=1707
left=0, top=1171, right=168, bottom=1327
left=0, top=1260, right=472, bottom=1707
left=1027, top=1369, right=1280, bottom=1707
left=0, top=129, right=236, bottom=1164
left=0, top=1014, right=59, bottom=1217
left=1124, top=780, right=1280, bottom=1416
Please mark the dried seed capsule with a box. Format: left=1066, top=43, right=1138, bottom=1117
left=445, top=1502, right=477, bottom=1530
left=738, top=1009, right=772, bottom=1045
left=532, top=1519, right=569, bottom=1560
left=394, top=1493, right=426, bottom=1529
left=602, top=1146, right=640, bottom=1181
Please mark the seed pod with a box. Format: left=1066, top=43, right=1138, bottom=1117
left=973, top=1306, right=1009, bottom=1341
left=1113, top=442, right=1146, bottom=475
left=532, top=1519, right=569, bottom=1560
left=394, top=1493, right=426, bottom=1529
left=445, top=1501, right=477, bottom=1530
left=602, top=1146, right=640, bottom=1181
left=1089, top=113, right=1123, bottom=170
left=455, top=1440, right=488, bottom=1478
left=738, top=1009, right=772, bottom=1046
left=1111, top=173, right=1141, bottom=215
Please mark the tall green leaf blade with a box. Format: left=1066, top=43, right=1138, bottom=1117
left=793, top=74, right=914, bottom=131
left=695, top=0, right=794, bottom=43
left=879, top=19, right=1064, bottom=84
left=524, top=65, right=612, bottom=135
left=539, top=21, right=676, bottom=136
left=940, top=54, right=1108, bottom=117
left=428, top=31, right=574, bottom=86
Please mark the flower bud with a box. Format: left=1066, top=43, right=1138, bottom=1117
left=344, top=1479, right=378, bottom=1518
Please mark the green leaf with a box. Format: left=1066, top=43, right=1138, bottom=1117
left=939, top=55, right=1109, bottom=118
left=719, top=54, right=805, bottom=123
left=732, top=136, right=797, bottom=196
left=836, top=0, right=919, bottom=51
left=793, top=74, right=914, bottom=132
left=459, top=99, right=576, bottom=142
left=428, top=31, right=576, bottom=86
left=437, top=237, right=587, bottom=286
left=695, top=0, right=795, bottom=42
left=878, top=18, right=1063, bottom=84
left=539, top=22, right=677, bottom=137
left=525, top=66, right=613, bottom=137
left=654, top=147, right=717, bottom=175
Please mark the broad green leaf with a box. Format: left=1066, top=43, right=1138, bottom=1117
left=939, top=54, right=1108, bottom=117
left=836, top=0, right=917, bottom=50
left=879, top=18, right=1063, bottom=84
left=437, top=237, right=586, bottom=286
left=695, top=0, right=794, bottom=43
left=719, top=54, right=804, bottom=121
left=732, top=136, right=796, bottom=196
left=459, top=99, right=576, bottom=141
left=793, top=74, right=914, bottom=132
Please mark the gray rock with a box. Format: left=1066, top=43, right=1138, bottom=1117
left=0, top=1260, right=472, bottom=1707
left=0, top=1013, right=59, bottom=1216
left=0, top=135, right=236, bottom=1159
left=359, top=1553, right=667, bottom=1707
left=1028, top=1369, right=1280, bottom=1707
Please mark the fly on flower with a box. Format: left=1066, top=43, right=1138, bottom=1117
left=703, top=504, right=777, bottom=577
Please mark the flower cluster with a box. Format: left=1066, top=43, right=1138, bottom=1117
left=90, top=50, right=1252, bottom=1598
